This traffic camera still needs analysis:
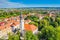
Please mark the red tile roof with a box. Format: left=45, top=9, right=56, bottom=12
left=24, top=24, right=37, bottom=31
left=0, top=22, right=5, bottom=26
left=0, top=16, right=37, bottom=32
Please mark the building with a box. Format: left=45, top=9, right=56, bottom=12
left=0, top=15, right=38, bottom=38
left=20, top=13, right=24, bottom=37
left=24, top=24, right=38, bottom=34
left=24, top=19, right=31, bottom=24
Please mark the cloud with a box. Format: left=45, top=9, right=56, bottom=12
left=25, top=4, right=60, bottom=7
left=0, top=0, right=60, bottom=8
left=0, top=0, right=26, bottom=8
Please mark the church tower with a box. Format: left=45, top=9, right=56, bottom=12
left=20, top=12, right=24, bottom=37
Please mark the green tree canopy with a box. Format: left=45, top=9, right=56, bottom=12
left=25, top=31, right=38, bottom=40
left=8, top=31, right=20, bottom=40
left=38, top=25, right=57, bottom=40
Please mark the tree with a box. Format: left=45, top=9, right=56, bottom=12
left=29, top=21, right=38, bottom=27
left=38, top=25, right=57, bottom=40
left=39, top=19, right=49, bottom=31
left=56, top=26, right=60, bottom=40
left=39, top=11, right=48, bottom=14
left=50, top=22, right=58, bottom=27
left=8, top=31, right=20, bottom=40
left=25, top=15, right=39, bottom=22
left=24, top=31, right=38, bottom=40
left=55, top=17, right=60, bottom=25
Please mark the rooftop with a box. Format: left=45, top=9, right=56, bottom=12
left=0, top=16, right=37, bottom=32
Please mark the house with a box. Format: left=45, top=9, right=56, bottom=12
left=24, top=19, right=31, bottom=24
left=35, top=14, right=44, bottom=20
left=0, top=15, right=38, bottom=38
left=47, top=11, right=56, bottom=17
left=24, top=24, right=38, bottom=34
left=0, top=22, right=5, bottom=26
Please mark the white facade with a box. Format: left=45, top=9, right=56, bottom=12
left=33, top=28, right=38, bottom=34
left=20, top=18, right=24, bottom=30
left=20, top=13, right=25, bottom=37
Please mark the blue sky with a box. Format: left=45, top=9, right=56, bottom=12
left=0, top=0, right=60, bottom=8
left=9, top=0, right=60, bottom=4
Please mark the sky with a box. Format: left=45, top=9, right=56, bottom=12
left=0, top=0, right=60, bottom=8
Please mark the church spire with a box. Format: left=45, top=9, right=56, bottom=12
left=20, top=12, right=24, bottom=37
